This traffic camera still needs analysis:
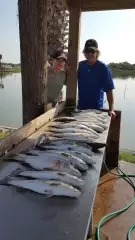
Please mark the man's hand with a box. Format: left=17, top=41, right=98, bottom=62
left=108, top=110, right=116, bottom=120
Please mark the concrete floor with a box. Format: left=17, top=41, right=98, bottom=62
left=93, top=161, right=135, bottom=240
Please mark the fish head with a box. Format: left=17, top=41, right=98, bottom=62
left=68, top=164, right=81, bottom=177
left=35, top=134, right=51, bottom=147
left=49, top=181, right=81, bottom=197
left=77, top=158, right=89, bottom=170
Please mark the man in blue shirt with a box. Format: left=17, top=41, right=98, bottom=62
left=78, top=39, right=116, bottom=119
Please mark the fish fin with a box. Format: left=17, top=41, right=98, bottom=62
left=3, top=154, right=25, bottom=162
left=0, top=168, right=23, bottom=185
left=44, top=190, right=53, bottom=198
left=20, top=148, right=31, bottom=154
left=9, top=168, right=23, bottom=177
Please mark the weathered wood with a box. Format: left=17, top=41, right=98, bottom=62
left=105, top=110, right=121, bottom=169
left=47, top=0, right=69, bottom=57
left=18, top=0, right=48, bottom=124
left=0, top=102, right=65, bottom=157
left=66, top=5, right=81, bottom=106
left=67, top=0, right=135, bottom=12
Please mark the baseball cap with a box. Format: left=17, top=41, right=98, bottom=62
left=52, top=50, right=67, bottom=61
left=84, top=39, right=99, bottom=53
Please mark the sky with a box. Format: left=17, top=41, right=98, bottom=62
left=0, top=0, right=135, bottom=64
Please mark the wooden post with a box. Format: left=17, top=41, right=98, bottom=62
left=105, top=110, right=121, bottom=169
left=0, top=54, right=2, bottom=81
left=66, top=4, right=81, bottom=106
left=18, top=0, right=48, bottom=125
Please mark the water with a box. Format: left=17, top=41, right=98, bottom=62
left=0, top=73, right=22, bottom=128
left=0, top=73, right=135, bottom=150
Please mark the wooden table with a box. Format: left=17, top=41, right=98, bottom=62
left=0, top=110, right=111, bottom=240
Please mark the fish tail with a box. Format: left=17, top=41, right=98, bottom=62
left=0, top=168, right=23, bottom=185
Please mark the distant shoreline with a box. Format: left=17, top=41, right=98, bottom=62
left=1, top=61, right=135, bottom=79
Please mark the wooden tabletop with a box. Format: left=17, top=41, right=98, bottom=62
left=0, top=114, right=110, bottom=240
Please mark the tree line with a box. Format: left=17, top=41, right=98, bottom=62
left=108, top=62, right=135, bottom=71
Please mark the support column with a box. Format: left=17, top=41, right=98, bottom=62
left=18, top=0, right=48, bottom=124
left=66, top=5, right=81, bottom=106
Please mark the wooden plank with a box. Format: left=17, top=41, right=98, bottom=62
left=66, top=5, right=81, bottom=106
left=67, top=0, right=135, bottom=11
left=0, top=102, right=65, bottom=156
left=105, top=110, right=121, bottom=169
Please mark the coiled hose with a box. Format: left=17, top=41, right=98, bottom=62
left=95, top=161, right=135, bottom=240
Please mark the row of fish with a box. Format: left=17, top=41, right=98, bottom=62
left=45, top=110, right=109, bottom=144
left=2, top=110, right=109, bottom=198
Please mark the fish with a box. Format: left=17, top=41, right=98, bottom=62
left=75, top=109, right=103, bottom=114
left=49, top=138, right=106, bottom=150
left=65, top=151, right=95, bottom=165
left=29, top=148, right=94, bottom=164
left=74, top=109, right=108, bottom=116
left=47, top=132, right=96, bottom=144
left=33, top=142, right=94, bottom=157
left=52, top=114, right=107, bottom=129
left=75, top=121, right=104, bottom=133
left=53, top=115, right=107, bottom=125
left=4, top=154, right=81, bottom=177
left=46, top=127, right=98, bottom=139
left=48, top=122, right=99, bottom=137
left=75, top=117, right=107, bottom=125
left=5, top=178, right=81, bottom=198
left=77, top=120, right=108, bottom=130
left=35, top=151, right=89, bottom=171
left=18, top=170, right=84, bottom=188
left=21, top=150, right=89, bottom=170
left=53, top=117, right=76, bottom=122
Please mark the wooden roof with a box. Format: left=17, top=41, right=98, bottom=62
left=67, top=0, right=135, bottom=11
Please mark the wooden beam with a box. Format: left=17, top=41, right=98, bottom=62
left=67, top=0, right=135, bottom=12
left=0, top=102, right=65, bottom=157
left=66, top=5, right=81, bottom=106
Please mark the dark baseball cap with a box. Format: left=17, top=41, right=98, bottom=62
left=52, top=50, right=67, bottom=61
left=84, top=39, right=99, bottom=53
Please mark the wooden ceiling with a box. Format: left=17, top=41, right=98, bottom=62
left=66, top=0, right=135, bottom=11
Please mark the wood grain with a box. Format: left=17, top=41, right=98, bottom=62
left=0, top=102, right=65, bottom=156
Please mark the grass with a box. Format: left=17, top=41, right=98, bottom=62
left=0, top=132, right=8, bottom=139
left=119, top=151, right=135, bottom=163
left=12, top=65, right=21, bottom=73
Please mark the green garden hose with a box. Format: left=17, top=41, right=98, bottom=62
left=95, top=162, right=135, bottom=240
